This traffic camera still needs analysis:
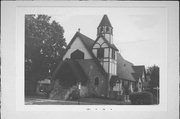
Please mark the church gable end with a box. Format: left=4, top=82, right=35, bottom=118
left=63, top=34, right=93, bottom=60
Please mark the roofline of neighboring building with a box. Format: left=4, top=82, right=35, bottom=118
left=111, top=75, right=136, bottom=82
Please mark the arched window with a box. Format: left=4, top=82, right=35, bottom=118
left=71, top=49, right=84, bottom=59
left=94, top=77, right=99, bottom=86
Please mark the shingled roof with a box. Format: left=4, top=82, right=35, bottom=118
left=53, top=32, right=107, bottom=78
left=67, top=32, right=94, bottom=52
left=98, top=14, right=112, bottom=27
left=53, top=59, right=88, bottom=85
left=76, top=59, right=107, bottom=79
left=101, top=36, right=119, bottom=51
left=114, top=53, right=146, bottom=82
left=132, top=66, right=145, bottom=74
left=53, top=59, right=107, bottom=84
left=132, top=65, right=145, bottom=81
left=116, top=53, right=136, bottom=81
left=76, top=32, right=94, bottom=51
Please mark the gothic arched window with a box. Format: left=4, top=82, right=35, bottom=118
left=71, top=49, right=84, bottom=59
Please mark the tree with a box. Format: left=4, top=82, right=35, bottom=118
left=146, top=65, right=159, bottom=88
left=25, top=15, right=67, bottom=95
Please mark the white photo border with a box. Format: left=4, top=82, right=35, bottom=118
left=1, top=1, right=179, bottom=119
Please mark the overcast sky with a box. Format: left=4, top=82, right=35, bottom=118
left=49, top=7, right=166, bottom=67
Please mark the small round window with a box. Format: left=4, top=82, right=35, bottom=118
left=94, top=77, right=99, bottom=86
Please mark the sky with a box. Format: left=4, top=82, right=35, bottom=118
left=49, top=7, right=166, bottom=67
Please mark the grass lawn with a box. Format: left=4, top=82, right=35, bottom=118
left=25, top=96, right=131, bottom=105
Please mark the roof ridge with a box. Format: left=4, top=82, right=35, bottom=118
left=77, top=32, right=94, bottom=41
left=133, top=65, right=145, bottom=67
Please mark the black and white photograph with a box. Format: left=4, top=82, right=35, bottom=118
left=1, top=1, right=179, bottom=119
left=24, top=8, right=163, bottom=105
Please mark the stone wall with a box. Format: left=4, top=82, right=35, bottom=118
left=87, top=72, right=108, bottom=97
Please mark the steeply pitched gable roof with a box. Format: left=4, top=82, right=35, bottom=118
left=102, top=36, right=119, bottom=51
left=57, top=32, right=94, bottom=62
left=132, top=66, right=145, bottom=74
left=66, top=60, right=88, bottom=82
left=53, top=59, right=88, bottom=84
left=98, top=14, right=112, bottom=28
left=116, top=53, right=136, bottom=81
left=76, top=32, right=94, bottom=51
left=132, top=65, right=145, bottom=81
left=93, top=35, right=119, bottom=51
left=67, top=32, right=94, bottom=53
left=115, top=53, right=146, bottom=82
left=53, top=59, right=107, bottom=84
left=76, top=59, right=107, bottom=79
left=131, top=73, right=141, bottom=81
left=53, top=32, right=107, bottom=78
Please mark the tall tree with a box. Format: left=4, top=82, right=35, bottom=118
left=146, top=65, right=159, bottom=88
left=25, top=15, right=67, bottom=94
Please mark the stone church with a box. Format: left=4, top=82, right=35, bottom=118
left=52, top=15, right=146, bottom=98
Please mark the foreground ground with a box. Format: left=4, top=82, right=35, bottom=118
left=25, top=97, right=131, bottom=105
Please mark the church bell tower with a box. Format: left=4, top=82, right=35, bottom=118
left=92, top=15, right=118, bottom=96
left=97, top=14, right=113, bottom=44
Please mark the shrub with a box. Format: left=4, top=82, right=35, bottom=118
left=129, top=91, right=153, bottom=105
left=49, top=80, right=70, bottom=100
left=68, top=86, right=89, bottom=100
left=68, top=89, right=79, bottom=100
left=80, top=86, right=88, bottom=97
left=116, top=95, right=125, bottom=101
left=109, top=91, right=117, bottom=99
left=50, top=80, right=89, bottom=100
left=144, top=88, right=159, bottom=104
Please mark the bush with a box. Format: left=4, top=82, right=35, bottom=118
left=50, top=80, right=89, bottom=100
left=80, top=86, right=88, bottom=97
left=49, top=80, right=70, bottom=100
left=144, top=88, right=159, bottom=104
left=68, top=89, right=79, bottom=100
left=116, top=95, right=125, bottom=101
left=129, top=91, right=153, bottom=105
left=109, top=91, right=117, bottom=99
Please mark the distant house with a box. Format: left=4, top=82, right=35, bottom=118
left=52, top=15, right=147, bottom=98
left=36, top=77, right=51, bottom=95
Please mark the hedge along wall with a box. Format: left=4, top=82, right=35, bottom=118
left=49, top=80, right=89, bottom=100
